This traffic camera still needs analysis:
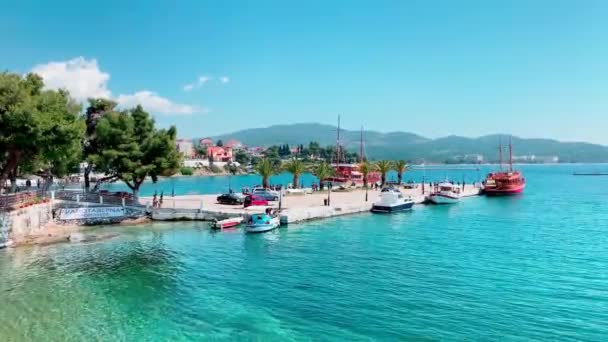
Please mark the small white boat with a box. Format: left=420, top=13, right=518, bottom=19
left=245, top=213, right=280, bottom=233
left=429, top=182, right=461, bottom=204
left=371, top=187, right=415, bottom=213
left=210, top=217, right=243, bottom=229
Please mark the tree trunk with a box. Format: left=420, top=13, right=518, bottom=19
left=381, top=173, right=386, bottom=187
left=84, top=165, right=92, bottom=190
left=263, top=176, right=269, bottom=189
left=398, top=173, right=402, bottom=185
left=293, top=174, right=299, bottom=188
left=0, top=149, right=21, bottom=192
left=131, top=179, right=144, bottom=200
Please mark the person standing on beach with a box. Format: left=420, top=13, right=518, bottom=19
left=159, top=191, right=164, bottom=208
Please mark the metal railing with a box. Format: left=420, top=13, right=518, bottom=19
left=0, top=190, right=47, bottom=211
left=53, top=190, right=140, bottom=207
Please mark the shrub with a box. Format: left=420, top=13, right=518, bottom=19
left=209, top=164, right=222, bottom=173
left=180, top=167, right=194, bottom=176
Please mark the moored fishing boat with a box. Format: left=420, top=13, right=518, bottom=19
left=245, top=212, right=280, bottom=233
left=371, top=187, right=415, bottom=213
left=429, top=183, right=461, bottom=204
left=210, top=217, right=243, bottom=230
left=483, top=138, right=526, bottom=196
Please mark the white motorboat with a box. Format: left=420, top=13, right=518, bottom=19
left=210, top=217, right=243, bottom=229
left=371, top=187, right=415, bottom=213
left=429, top=182, right=461, bottom=204
left=245, top=213, right=280, bottom=233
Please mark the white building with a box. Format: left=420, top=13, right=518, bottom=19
left=176, top=139, right=194, bottom=158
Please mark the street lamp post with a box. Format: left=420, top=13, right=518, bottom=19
left=365, top=184, right=368, bottom=202
left=327, top=182, right=331, bottom=206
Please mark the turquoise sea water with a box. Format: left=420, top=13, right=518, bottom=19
left=2, top=165, right=608, bottom=340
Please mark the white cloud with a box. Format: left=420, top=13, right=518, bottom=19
left=31, top=57, right=111, bottom=101
left=219, top=76, right=230, bottom=84
left=183, top=75, right=212, bottom=92
left=116, top=91, right=200, bottom=115
left=31, top=56, right=201, bottom=115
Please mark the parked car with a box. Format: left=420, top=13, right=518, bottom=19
left=244, top=195, right=269, bottom=208
left=217, top=193, right=246, bottom=205
left=251, top=188, right=279, bottom=201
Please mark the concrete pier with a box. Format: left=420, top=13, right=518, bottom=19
left=142, top=184, right=483, bottom=225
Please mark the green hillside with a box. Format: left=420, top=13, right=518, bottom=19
left=210, top=124, right=608, bottom=163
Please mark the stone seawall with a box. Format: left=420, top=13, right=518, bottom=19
left=0, top=202, right=53, bottom=248
left=151, top=208, right=235, bottom=221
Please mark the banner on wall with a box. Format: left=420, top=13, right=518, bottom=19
left=59, top=207, right=125, bottom=220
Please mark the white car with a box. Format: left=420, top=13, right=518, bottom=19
left=251, top=188, right=279, bottom=201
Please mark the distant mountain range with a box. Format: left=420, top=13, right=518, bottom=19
left=210, top=123, right=608, bottom=163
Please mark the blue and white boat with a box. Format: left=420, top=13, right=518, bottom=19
left=371, top=187, right=415, bottom=213
left=245, top=213, right=280, bottom=233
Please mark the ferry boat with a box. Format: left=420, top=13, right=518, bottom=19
left=483, top=139, right=526, bottom=196
left=429, top=182, right=461, bottom=204
left=371, top=187, right=415, bottom=213
left=245, top=212, right=280, bottom=233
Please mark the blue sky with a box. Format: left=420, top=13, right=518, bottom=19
left=2, top=0, right=607, bottom=144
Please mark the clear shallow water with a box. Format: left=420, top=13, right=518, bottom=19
left=2, top=165, right=608, bottom=340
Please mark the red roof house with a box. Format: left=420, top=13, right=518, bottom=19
left=207, top=146, right=233, bottom=162
left=199, top=138, right=214, bottom=148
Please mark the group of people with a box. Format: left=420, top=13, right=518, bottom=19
left=151, top=191, right=164, bottom=208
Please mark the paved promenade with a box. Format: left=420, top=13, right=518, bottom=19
left=141, top=184, right=483, bottom=224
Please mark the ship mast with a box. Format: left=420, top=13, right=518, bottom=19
left=360, top=126, right=364, bottom=163
left=499, top=138, right=503, bottom=171
left=335, top=115, right=342, bottom=165
left=509, top=136, right=513, bottom=172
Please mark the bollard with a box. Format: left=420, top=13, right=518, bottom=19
left=50, top=191, right=55, bottom=200
left=99, top=196, right=103, bottom=204
left=76, top=194, right=80, bottom=203
left=122, top=198, right=126, bottom=207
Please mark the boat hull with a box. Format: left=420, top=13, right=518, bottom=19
left=245, top=217, right=280, bottom=233
left=484, top=184, right=525, bottom=196
left=371, top=201, right=414, bottom=213
left=211, top=217, right=243, bottom=229
left=429, top=194, right=459, bottom=204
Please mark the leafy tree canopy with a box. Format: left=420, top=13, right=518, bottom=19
left=0, top=72, right=84, bottom=188
left=94, top=105, right=181, bottom=198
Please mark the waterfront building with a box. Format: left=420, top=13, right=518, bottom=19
left=224, top=139, right=244, bottom=150
left=176, top=139, right=194, bottom=158
left=207, top=146, right=233, bottom=162
left=199, top=138, right=214, bottom=148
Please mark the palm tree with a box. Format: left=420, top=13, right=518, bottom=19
left=394, top=160, right=409, bottom=185
left=313, top=162, right=334, bottom=190
left=358, top=160, right=374, bottom=188
left=375, top=160, right=392, bottom=187
left=254, top=158, right=276, bottom=188
left=284, top=158, right=306, bottom=188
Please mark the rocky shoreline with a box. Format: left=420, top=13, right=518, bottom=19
left=9, top=216, right=152, bottom=248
